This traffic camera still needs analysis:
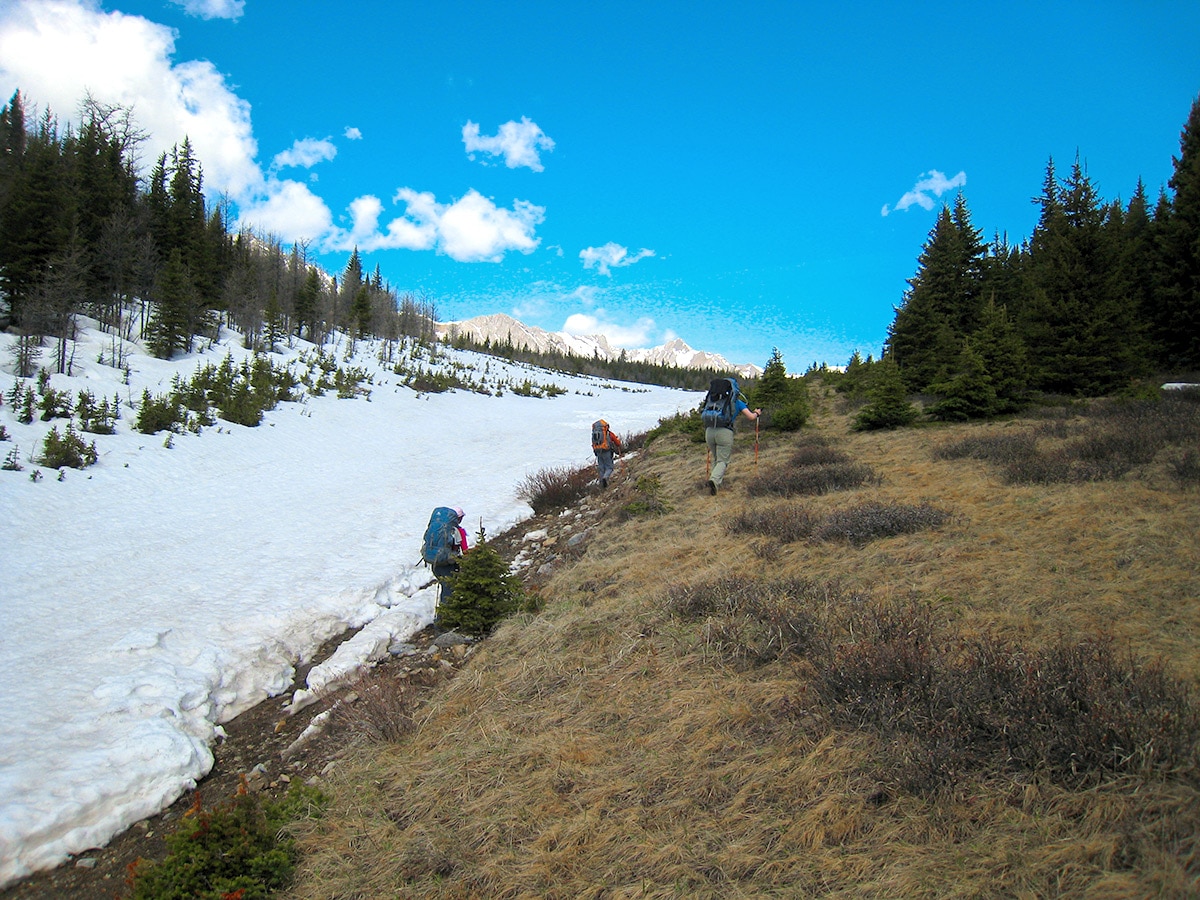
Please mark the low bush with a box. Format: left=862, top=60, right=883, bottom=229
left=619, top=474, right=672, bottom=519
left=331, top=669, right=421, bottom=743
left=933, top=431, right=1037, bottom=464
left=515, top=463, right=594, bottom=514
left=942, top=394, right=1200, bottom=488
left=1169, top=448, right=1200, bottom=486
left=645, top=409, right=704, bottom=444
left=125, top=781, right=328, bottom=899
left=748, top=462, right=878, bottom=498
left=812, top=501, right=952, bottom=546
left=787, top=440, right=850, bottom=468
left=664, top=579, right=1200, bottom=793
left=38, top=424, right=98, bottom=469
left=725, top=504, right=817, bottom=543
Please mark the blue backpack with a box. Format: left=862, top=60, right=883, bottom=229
left=421, top=507, right=461, bottom=566
left=701, top=377, right=738, bottom=428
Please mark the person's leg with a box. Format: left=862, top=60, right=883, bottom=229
left=709, top=427, right=734, bottom=487
left=600, top=449, right=614, bottom=481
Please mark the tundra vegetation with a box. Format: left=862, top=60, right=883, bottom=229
left=283, top=381, right=1200, bottom=899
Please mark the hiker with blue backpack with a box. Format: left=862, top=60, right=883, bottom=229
left=421, top=506, right=469, bottom=604
left=700, top=377, right=760, bottom=495
left=591, top=419, right=623, bottom=488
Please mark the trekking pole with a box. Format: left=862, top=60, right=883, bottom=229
left=754, top=415, right=759, bottom=470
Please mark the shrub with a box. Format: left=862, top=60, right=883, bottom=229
left=331, top=669, right=421, bottom=743
left=812, top=606, right=1200, bottom=792
left=645, top=409, right=705, bottom=444
left=666, top=582, right=1200, bottom=793
left=812, top=501, right=952, bottom=546
left=620, top=474, right=672, bottom=519
left=516, top=463, right=594, bottom=514
left=787, top=440, right=850, bottom=468
left=1169, top=449, right=1200, bottom=486
left=747, top=462, right=878, bottom=498
left=437, top=535, right=524, bottom=637
left=126, top=781, right=328, bottom=899
left=933, top=431, right=1037, bottom=464
left=135, top=389, right=186, bottom=435
left=725, top=504, right=817, bottom=543
left=38, top=424, right=98, bottom=469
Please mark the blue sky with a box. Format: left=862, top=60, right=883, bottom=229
left=1, top=0, right=1197, bottom=370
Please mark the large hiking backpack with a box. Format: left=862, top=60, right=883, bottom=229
left=701, top=377, right=738, bottom=428
left=421, top=506, right=461, bottom=567
left=591, top=419, right=611, bottom=451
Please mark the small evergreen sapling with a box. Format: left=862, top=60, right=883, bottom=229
left=437, top=527, right=524, bottom=637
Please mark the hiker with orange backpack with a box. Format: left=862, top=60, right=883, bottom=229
left=591, top=419, right=623, bottom=488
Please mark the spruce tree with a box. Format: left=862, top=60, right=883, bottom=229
left=1156, top=93, right=1200, bottom=368
left=853, top=356, right=919, bottom=431
left=147, top=249, right=197, bottom=358
left=972, top=296, right=1028, bottom=413
left=886, top=198, right=984, bottom=392
left=927, top=340, right=998, bottom=421
left=437, top=529, right=524, bottom=637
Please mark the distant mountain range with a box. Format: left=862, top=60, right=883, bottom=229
left=437, top=313, right=761, bottom=379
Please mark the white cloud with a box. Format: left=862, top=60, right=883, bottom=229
left=882, top=169, right=967, bottom=216
left=579, top=242, right=656, bottom=276
left=462, top=116, right=555, bottom=171
left=0, top=0, right=261, bottom=198
left=327, top=188, right=544, bottom=261
left=344, top=126, right=362, bottom=140
left=563, top=312, right=656, bottom=348
left=168, top=0, right=244, bottom=20
left=272, top=137, right=337, bottom=170
left=0, top=1, right=545, bottom=263
left=235, top=179, right=333, bottom=244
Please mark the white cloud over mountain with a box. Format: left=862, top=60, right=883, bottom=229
left=329, top=189, right=544, bottom=262
left=563, top=312, right=656, bottom=348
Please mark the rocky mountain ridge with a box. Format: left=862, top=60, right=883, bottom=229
left=438, top=313, right=761, bottom=378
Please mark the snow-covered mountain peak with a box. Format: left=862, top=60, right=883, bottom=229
left=438, top=315, right=760, bottom=378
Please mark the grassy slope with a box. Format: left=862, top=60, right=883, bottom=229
left=286, top=389, right=1200, bottom=899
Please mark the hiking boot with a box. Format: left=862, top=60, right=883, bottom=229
left=707, top=479, right=717, bottom=496
left=601, top=477, right=608, bottom=488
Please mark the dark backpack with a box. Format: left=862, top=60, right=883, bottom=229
left=421, top=507, right=460, bottom=567
left=701, top=377, right=738, bottom=428
left=591, top=419, right=611, bottom=451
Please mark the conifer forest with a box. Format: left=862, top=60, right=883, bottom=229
left=1, top=87, right=1198, bottom=412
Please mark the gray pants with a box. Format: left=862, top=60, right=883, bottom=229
left=595, top=448, right=615, bottom=481
left=705, top=426, right=735, bottom=486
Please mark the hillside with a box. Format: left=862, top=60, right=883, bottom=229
left=278, top=386, right=1200, bottom=898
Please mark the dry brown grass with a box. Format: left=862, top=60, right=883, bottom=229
left=285, top=388, right=1200, bottom=899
